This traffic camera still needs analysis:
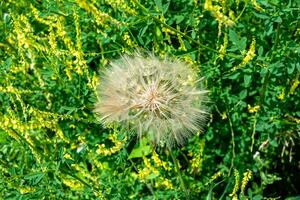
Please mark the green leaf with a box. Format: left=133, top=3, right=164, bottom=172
left=128, top=138, right=152, bottom=159
left=229, top=30, right=239, bottom=45
left=155, top=26, right=163, bottom=41
left=239, top=37, right=247, bottom=51
left=154, top=0, right=163, bottom=12
left=253, top=12, right=269, bottom=19
left=287, top=63, right=295, bottom=74
left=0, top=130, right=8, bottom=143
left=244, top=74, right=252, bottom=86
left=24, top=172, right=45, bottom=185
left=175, top=15, right=185, bottom=24
left=258, top=46, right=264, bottom=56
left=146, top=173, right=159, bottom=179
left=239, top=89, right=247, bottom=99
left=226, top=72, right=240, bottom=80
left=253, top=195, right=263, bottom=200
left=154, top=0, right=170, bottom=14
left=285, top=196, right=300, bottom=200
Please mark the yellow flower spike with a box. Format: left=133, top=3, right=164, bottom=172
left=161, top=178, right=173, bottom=189
left=183, top=56, right=195, bottom=65
left=188, top=139, right=205, bottom=174
left=204, top=0, right=213, bottom=10
left=73, top=9, right=92, bottom=85
left=155, top=177, right=173, bottom=189
left=234, top=38, right=256, bottom=70
left=143, top=156, right=160, bottom=175
left=204, top=0, right=235, bottom=27
left=0, top=111, right=44, bottom=162
left=219, top=33, right=228, bottom=60
left=210, top=171, right=223, bottom=183
left=251, top=0, right=264, bottom=11
left=55, top=17, right=74, bottom=50
left=175, top=26, right=187, bottom=51
left=20, top=187, right=36, bottom=194
left=89, top=153, right=106, bottom=170
left=91, top=72, right=99, bottom=91
left=62, top=177, right=84, bottom=190
left=96, top=133, right=126, bottom=156
left=229, top=169, right=240, bottom=199
left=55, top=126, right=69, bottom=143
left=136, top=167, right=151, bottom=181
left=289, top=72, right=299, bottom=95
left=151, top=151, right=171, bottom=171
left=76, top=0, right=121, bottom=26
left=71, top=164, right=98, bottom=185
left=142, top=156, right=152, bottom=168
left=241, top=169, right=252, bottom=195
left=105, top=0, right=137, bottom=15
left=30, top=4, right=55, bottom=26
left=65, top=62, right=73, bottom=80
left=11, top=14, right=45, bottom=87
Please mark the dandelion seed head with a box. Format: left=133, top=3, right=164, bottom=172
left=95, top=52, right=209, bottom=146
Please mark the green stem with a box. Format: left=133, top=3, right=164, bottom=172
left=235, top=0, right=249, bottom=22
left=226, top=109, right=235, bottom=176
left=252, top=23, right=281, bottom=152
left=219, top=177, right=231, bottom=200
left=259, top=22, right=281, bottom=107
left=10, top=128, right=35, bottom=150
left=250, top=113, right=258, bottom=152
left=167, top=144, right=189, bottom=199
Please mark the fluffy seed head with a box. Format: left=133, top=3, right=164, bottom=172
left=95, top=52, right=209, bottom=146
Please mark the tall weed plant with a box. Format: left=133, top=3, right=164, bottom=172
left=0, top=0, right=299, bottom=199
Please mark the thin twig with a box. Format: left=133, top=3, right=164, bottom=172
left=235, top=0, right=249, bottom=22
left=167, top=144, right=189, bottom=199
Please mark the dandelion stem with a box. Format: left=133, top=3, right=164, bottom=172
left=167, top=144, right=189, bottom=199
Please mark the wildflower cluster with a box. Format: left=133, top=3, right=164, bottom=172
left=1, top=0, right=299, bottom=198
left=204, top=0, right=235, bottom=27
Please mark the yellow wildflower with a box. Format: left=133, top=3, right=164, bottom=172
left=278, top=88, right=285, bottom=100
left=20, top=187, right=35, bottom=194
left=248, top=104, right=260, bottom=113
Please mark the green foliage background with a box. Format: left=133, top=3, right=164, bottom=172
left=0, top=0, right=299, bottom=199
